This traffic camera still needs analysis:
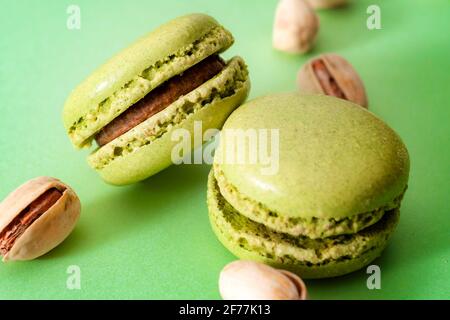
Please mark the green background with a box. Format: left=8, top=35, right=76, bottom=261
left=0, top=0, right=449, bottom=299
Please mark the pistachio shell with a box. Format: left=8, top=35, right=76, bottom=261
left=278, top=270, right=308, bottom=300
left=273, top=0, right=319, bottom=54
left=219, top=260, right=306, bottom=300
left=0, top=177, right=81, bottom=261
left=307, top=0, right=347, bottom=9
left=297, top=53, right=368, bottom=107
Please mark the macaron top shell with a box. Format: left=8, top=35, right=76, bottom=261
left=214, top=93, right=409, bottom=219
left=63, top=13, right=233, bottom=148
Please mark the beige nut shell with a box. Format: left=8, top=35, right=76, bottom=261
left=297, top=53, right=368, bottom=107
left=278, top=270, right=308, bottom=300
left=219, top=260, right=307, bottom=300
left=273, top=0, right=319, bottom=54
left=0, top=177, right=80, bottom=261
left=307, top=0, right=347, bottom=9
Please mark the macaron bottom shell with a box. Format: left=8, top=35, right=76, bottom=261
left=90, top=57, right=250, bottom=185
left=207, top=170, right=400, bottom=279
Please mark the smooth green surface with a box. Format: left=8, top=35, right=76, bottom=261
left=215, top=93, right=409, bottom=220
left=0, top=0, right=449, bottom=299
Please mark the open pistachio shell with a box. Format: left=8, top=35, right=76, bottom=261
left=297, top=53, right=368, bottom=107
left=0, top=177, right=81, bottom=261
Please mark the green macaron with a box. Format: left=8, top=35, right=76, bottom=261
left=207, top=93, right=410, bottom=279
left=63, top=13, right=250, bottom=185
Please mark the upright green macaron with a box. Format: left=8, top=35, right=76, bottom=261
left=208, top=93, right=409, bottom=279
left=63, top=14, right=250, bottom=185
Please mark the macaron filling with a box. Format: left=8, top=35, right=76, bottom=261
left=0, top=188, right=63, bottom=255
left=95, top=55, right=226, bottom=147
left=214, top=164, right=405, bottom=239
left=88, top=57, right=249, bottom=170
left=66, top=26, right=234, bottom=148
left=208, top=170, right=400, bottom=268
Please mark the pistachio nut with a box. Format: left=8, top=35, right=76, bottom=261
left=273, top=0, right=319, bottom=54
left=307, top=0, right=347, bottom=9
left=0, top=177, right=81, bottom=261
left=219, top=260, right=308, bottom=300
left=297, top=53, right=368, bottom=107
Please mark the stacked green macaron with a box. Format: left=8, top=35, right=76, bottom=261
left=208, top=93, right=409, bottom=278
left=63, top=14, right=250, bottom=185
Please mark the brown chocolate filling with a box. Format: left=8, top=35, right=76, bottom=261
left=312, top=59, right=347, bottom=100
left=0, top=188, right=63, bottom=255
left=95, top=55, right=226, bottom=147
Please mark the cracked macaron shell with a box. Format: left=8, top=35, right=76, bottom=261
left=89, top=57, right=250, bottom=185
left=63, top=13, right=234, bottom=148
left=214, top=93, right=410, bottom=220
